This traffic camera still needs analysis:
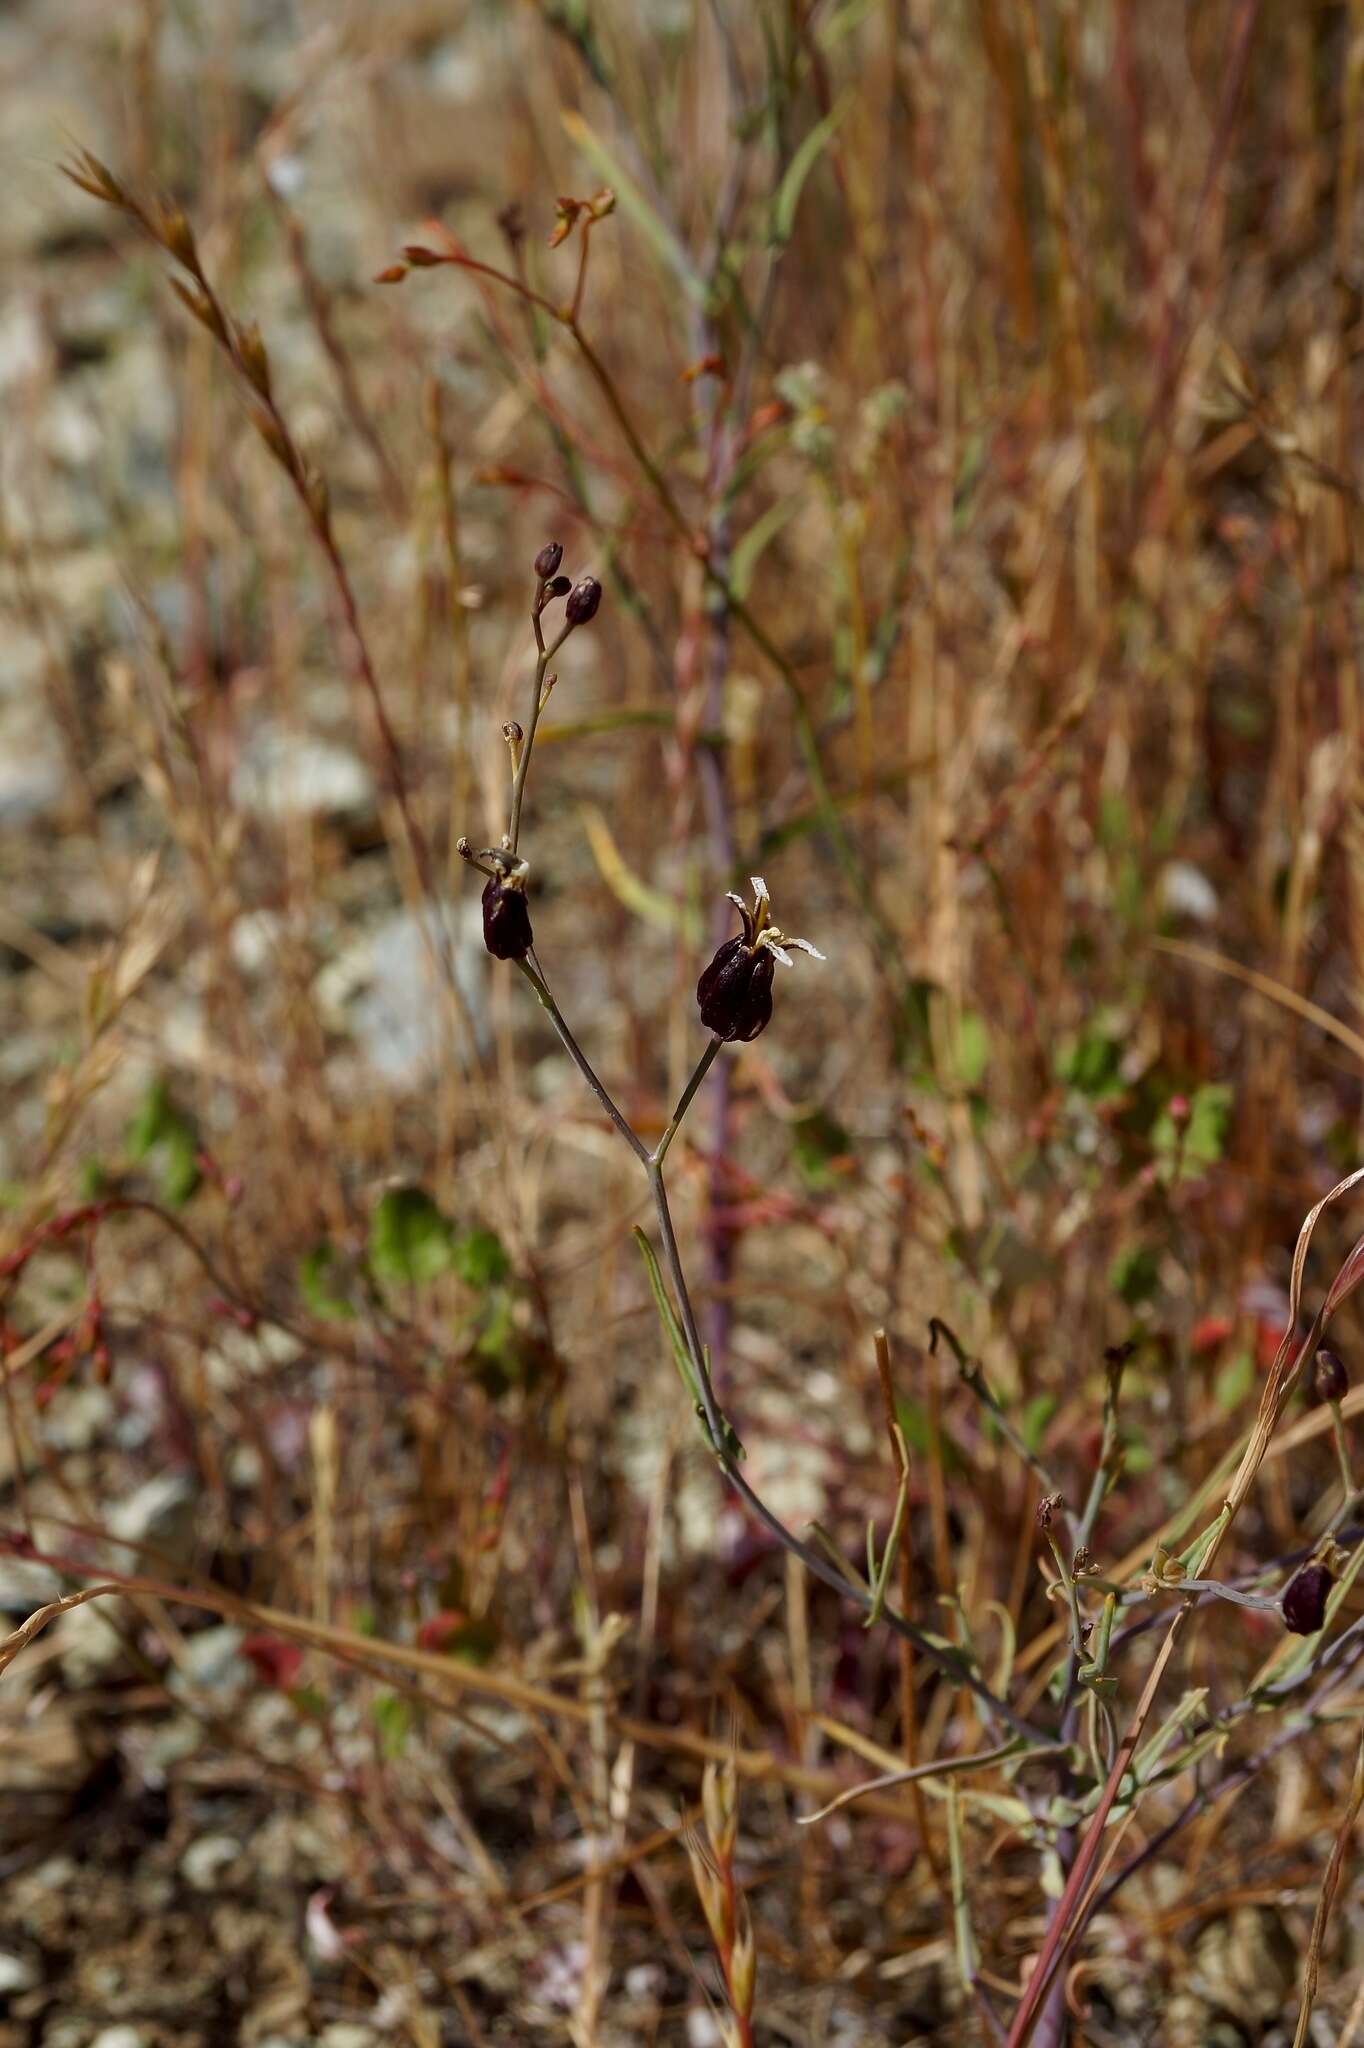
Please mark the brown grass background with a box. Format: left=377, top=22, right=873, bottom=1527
left=3, top=2, right=1364, bottom=2042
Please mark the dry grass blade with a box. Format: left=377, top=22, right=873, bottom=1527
left=1292, top=1729, right=1364, bottom=2047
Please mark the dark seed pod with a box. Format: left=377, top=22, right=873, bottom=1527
left=545, top=575, right=572, bottom=599
left=697, top=936, right=775, bottom=1042
left=481, top=877, right=533, bottom=961
left=1282, top=1561, right=1333, bottom=1635
left=1315, top=1348, right=1349, bottom=1405
left=534, top=540, right=564, bottom=580
left=564, top=576, right=602, bottom=626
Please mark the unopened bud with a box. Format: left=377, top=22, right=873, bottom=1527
left=1315, top=1348, right=1349, bottom=1405
left=481, top=877, right=533, bottom=961
left=564, top=576, right=602, bottom=626
left=1283, top=1561, right=1332, bottom=1634
left=544, top=575, right=572, bottom=599
left=1036, top=1492, right=1062, bottom=1533
left=534, top=540, right=564, bottom=579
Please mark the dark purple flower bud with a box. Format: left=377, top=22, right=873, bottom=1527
left=696, top=935, right=774, bottom=1043
left=1282, top=1561, right=1333, bottom=1635
left=564, top=576, right=602, bottom=627
left=481, top=877, right=533, bottom=961
left=1315, top=1348, right=1349, bottom=1405
left=545, top=575, right=572, bottom=599
left=534, top=541, right=563, bottom=580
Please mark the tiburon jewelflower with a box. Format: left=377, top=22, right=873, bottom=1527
left=1282, top=1561, right=1333, bottom=1635
left=696, top=876, right=823, bottom=1043
left=564, top=575, right=602, bottom=626
left=1315, top=1348, right=1349, bottom=1404
left=480, top=862, right=533, bottom=960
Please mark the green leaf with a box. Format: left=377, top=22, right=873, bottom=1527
left=632, top=1227, right=744, bottom=1461
left=159, top=1125, right=201, bottom=1208
left=372, top=1691, right=410, bottom=1761
left=771, top=97, right=849, bottom=246
left=126, top=1075, right=175, bottom=1160
left=469, top=1292, right=547, bottom=1400
left=731, top=495, right=800, bottom=600
left=955, top=1010, right=991, bottom=1091
left=791, top=1109, right=853, bottom=1191
left=894, top=1397, right=967, bottom=1478
left=369, top=1186, right=455, bottom=1290
left=126, top=1075, right=201, bottom=1206
left=1021, top=1394, right=1058, bottom=1452
left=1215, top=1350, right=1254, bottom=1413
left=299, top=1243, right=355, bottom=1322
left=1152, top=1084, right=1233, bottom=1181
left=447, top=1615, right=497, bottom=1667
left=453, top=1227, right=511, bottom=1290
left=1110, top=1245, right=1159, bottom=1308
left=1056, top=1025, right=1124, bottom=1099
left=1121, top=1430, right=1154, bottom=1475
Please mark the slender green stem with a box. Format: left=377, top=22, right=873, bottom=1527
left=1331, top=1401, right=1356, bottom=1508
left=931, top=1319, right=1067, bottom=1511
left=645, top=1157, right=1044, bottom=1741
left=1047, top=1531, right=1087, bottom=1669
left=508, top=610, right=571, bottom=853
left=652, top=1036, right=722, bottom=1169
left=516, top=959, right=650, bottom=1167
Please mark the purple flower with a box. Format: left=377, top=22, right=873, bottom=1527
left=696, top=877, right=823, bottom=1043
left=482, top=876, right=533, bottom=960
left=1282, top=1562, right=1332, bottom=1635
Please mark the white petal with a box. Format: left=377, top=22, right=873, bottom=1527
left=725, top=891, right=747, bottom=914
left=749, top=875, right=770, bottom=905
left=764, top=940, right=794, bottom=967
left=788, top=938, right=825, bottom=959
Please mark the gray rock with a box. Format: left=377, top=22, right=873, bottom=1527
left=180, top=1832, right=240, bottom=1891
left=108, top=1471, right=198, bottom=1566
left=1159, top=861, right=1219, bottom=923
left=232, top=726, right=376, bottom=821
left=0, top=726, right=65, bottom=824
left=0, top=1555, right=63, bottom=1612
left=317, top=899, right=488, bottom=1082
left=167, top=1625, right=248, bottom=1699
left=0, top=1951, right=40, bottom=1995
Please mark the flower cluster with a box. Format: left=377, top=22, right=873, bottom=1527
left=472, top=557, right=826, bottom=1052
